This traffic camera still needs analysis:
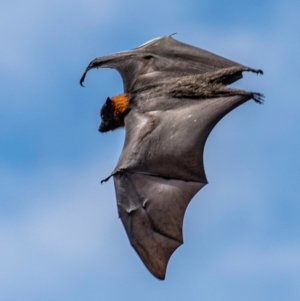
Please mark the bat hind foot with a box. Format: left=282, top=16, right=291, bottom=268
left=246, top=68, right=263, bottom=75
left=252, top=92, right=265, bottom=104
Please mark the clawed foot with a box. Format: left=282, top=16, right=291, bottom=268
left=252, top=92, right=265, bottom=104
left=246, top=68, right=263, bottom=75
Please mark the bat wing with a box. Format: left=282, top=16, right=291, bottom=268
left=112, top=94, right=252, bottom=279
left=80, top=35, right=245, bottom=91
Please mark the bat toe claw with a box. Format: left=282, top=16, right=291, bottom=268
left=252, top=92, right=265, bottom=104
left=246, top=68, right=263, bottom=75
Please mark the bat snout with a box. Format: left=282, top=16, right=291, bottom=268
left=99, top=118, right=123, bottom=132
left=98, top=121, right=117, bottom=132
left=98, top=123, right=106, bottom=133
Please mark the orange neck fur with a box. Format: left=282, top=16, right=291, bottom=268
left=110, top=93, right=129, bottom=126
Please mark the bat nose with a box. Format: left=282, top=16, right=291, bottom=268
left=98, top=124, right=107, bottom=132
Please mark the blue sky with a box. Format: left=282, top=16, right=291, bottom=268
left=1, top=0, right=300, bottom=300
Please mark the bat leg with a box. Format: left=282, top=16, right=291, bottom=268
left=204, top=66, right=263, bottom=84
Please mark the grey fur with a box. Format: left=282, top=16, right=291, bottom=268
left=131, top=66, right=264, bottom=106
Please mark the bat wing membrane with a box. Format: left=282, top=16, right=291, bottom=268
left=80, top=35, right=244, bottom=91
left=113, top=95, right=252, bottom=279
left=114, top=173, right=203, bottom=280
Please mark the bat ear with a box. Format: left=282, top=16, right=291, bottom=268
left=106, top=97, right=111, bottom=105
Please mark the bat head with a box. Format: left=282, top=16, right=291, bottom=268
left=99, top=97, right=122, bottom=132
left=99, top=94, right=130, bottom=132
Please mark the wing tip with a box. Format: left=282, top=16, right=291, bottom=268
left=80, top=66, right=91, bottom=86
left=79, top=73, right=86, bottom=87
left=142, top=259, right=167, bottom=280
left=153, top=271, right=166, bottom=281
left=132, top=236, right=182, bottom=281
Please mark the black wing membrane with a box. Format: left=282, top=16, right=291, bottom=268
left=112, top=94, right=252, bottom=279
left=80, top=35, right=244, bottom=91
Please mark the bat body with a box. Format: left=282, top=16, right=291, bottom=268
left=80, top=35, right=263, bottom=280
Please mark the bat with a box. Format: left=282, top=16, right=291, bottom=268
left=80, top=35, right=264, bottom=280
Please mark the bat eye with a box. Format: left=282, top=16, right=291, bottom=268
left=143, top=55, right=153, bottom=60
